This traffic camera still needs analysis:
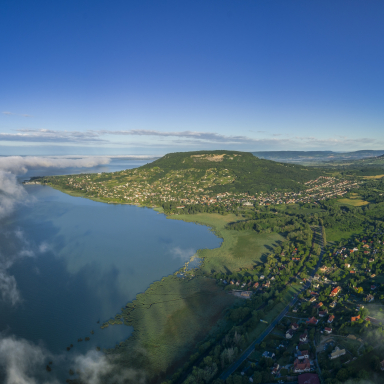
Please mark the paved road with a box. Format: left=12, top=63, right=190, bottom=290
left=220, top=226, right=325, bottom=381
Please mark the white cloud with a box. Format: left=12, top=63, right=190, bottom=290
left=0, top=128, right=383, bottom=150
left=38, top=242, right=50, bottom=253
left=0, top=130, right=104, bottom=143
left=0, top=171, right=28, bottom=219
left=0, top=335, right=146, bottom=384
left=0, top=156, right=112, bottom=305
left=0, top=272, right=21, bottom=306
left=171, top=247, right=195, bottom=261
left=0, top=155, right=111, bottom=174
left=2, top=111, right=33, bottom=117
left=0, top=335, right=57, bottom=384
left=0, top=228, right=35, bottom=306
left=74, top=350, right=146, bottom=384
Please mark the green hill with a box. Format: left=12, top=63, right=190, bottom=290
left=138, top=150, right=324, bottom=194
left=35, top=150, right=330, bottom=208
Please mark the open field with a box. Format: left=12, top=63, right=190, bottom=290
left=337, top=197, right=369, bottom=207
left=170, top=213, right=285, bottom=273
left=108, top=276, right=238, bottom=379
left=326, top=227, right=364, bottom=243
left=362, top=174, right=384, bottom=179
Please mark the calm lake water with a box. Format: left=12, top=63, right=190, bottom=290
left=0, top=159, right=221, bottom=357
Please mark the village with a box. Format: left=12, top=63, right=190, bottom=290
left=215, top=228, right=384, bottom=383
left=36, top=169, right=359, bottom=210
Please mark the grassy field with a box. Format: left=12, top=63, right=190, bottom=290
left=337, top=197, right=369, bottom=207
left=109, top=275, right=238, bottom=379
left=362, top=174, right=384, bottom=179
left=170, top=213, right=285, bottom=273
left=326, top=227, right=364, bottom=243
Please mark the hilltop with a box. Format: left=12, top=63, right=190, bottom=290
left=138, top=150, right=324, bottom=193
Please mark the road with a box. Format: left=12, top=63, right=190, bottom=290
left=220, top=226, right=325, bottom=381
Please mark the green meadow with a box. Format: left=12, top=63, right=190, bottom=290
left=108, top=275, right=238, bottom=378
left=170, top=212, right=285, bottom=273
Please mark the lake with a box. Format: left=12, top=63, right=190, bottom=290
left=0, top=159, right=221, bottom=359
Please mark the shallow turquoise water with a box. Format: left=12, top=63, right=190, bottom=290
left=0, top=160, right=221, bottom=359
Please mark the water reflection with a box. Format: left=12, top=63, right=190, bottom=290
left=0, top=175, right=221, bottom=355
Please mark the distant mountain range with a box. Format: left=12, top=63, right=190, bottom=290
left=252, top=150, right=384, bottom=164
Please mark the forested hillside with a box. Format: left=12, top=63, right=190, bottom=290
left=139, top=150, right=324, bottom=193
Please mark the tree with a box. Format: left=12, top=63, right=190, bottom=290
left=336, top=368, right=349, bottom=381
left=252, top=371, right=262, bottom=384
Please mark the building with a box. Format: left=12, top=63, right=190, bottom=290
left=286, top=329, right=295, bottom=339
left=328, top=315, right=335, bottom=324
left=293, top=358, right=311, bottom=373
left=291, top=322, right=299, bottom=331
left=298, top=373, right=320, bottom=384
left=262, top=351, right=275, bottom=359
left=300, top=333, right=308, bottom=342
left=271, top=364, right=280, bottom=375
left=324, top=327, right=332, bottom=334
left=330, top=347, right=346, bottom=359
left=351, top=315, right=360, bottom=322
left=240, top=291, right=252, bottom=298
left=298, top=350, right=310, bottom=359
left=330, top=286, right=341, bottom=297
left=366, top=294, right=374, bottom=302
left=306, top=317, right=318, bottom=326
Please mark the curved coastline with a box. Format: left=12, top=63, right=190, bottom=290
left=40, top=183, right=284, bottom=382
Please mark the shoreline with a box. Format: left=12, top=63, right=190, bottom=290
left=37, top=183, right=283, bottom=381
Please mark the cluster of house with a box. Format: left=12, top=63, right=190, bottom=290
left=331, top=238, right=384, bottom=267
left=58, top=169, right=359, bottom=208
left=299, top=287, right=341, bottom=333
left=225, top=275, right=274, bottom=290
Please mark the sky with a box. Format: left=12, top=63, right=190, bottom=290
left=1, top=0, right=384, bottom=155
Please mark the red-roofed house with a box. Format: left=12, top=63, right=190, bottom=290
left=306, top=317, right=318, bottom=325
left=328, top=315, right=335, bottom=324
left=294, top=358, right=311, bottom=373
left=330, top=286, right=341, bottom=297
left=324, top=327, right=332, bottom=334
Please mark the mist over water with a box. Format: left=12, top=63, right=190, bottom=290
left=0, top=158, right=221, bottom=382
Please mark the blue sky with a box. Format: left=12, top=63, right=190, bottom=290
left=1, top=0, right=383, bottom=155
